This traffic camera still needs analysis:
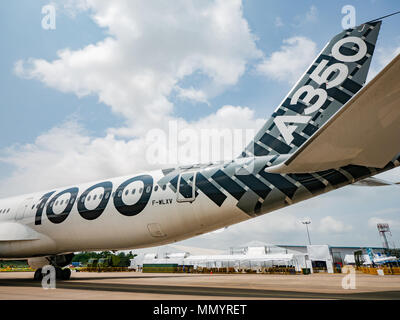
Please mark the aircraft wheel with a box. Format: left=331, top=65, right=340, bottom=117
left=33, top=268, right=43, bottom=281
left=55, top=267, right=63, bottom=280
left=62, top=268, right=71, bottom=280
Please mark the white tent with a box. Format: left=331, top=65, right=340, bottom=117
left=132, top=246, right=308, bottom=271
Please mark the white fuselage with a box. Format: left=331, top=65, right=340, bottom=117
left=0, top=168, right=249, bottom=258
left=1, top=152, right=397, bottom=260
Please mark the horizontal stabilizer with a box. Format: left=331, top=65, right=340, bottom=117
left=353, top=177, right=400, bottom=187
left=267, top=53, right=400, bottom=174
left=0, top=222, right=40, bottom=241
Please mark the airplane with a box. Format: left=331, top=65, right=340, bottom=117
left=1, top=20, right=400, bottom=281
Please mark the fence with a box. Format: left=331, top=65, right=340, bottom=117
left=358, top=266, right=400, bottom=275
left=77, top=267, right=132, bottom=272
left=0, top=267, right=34, bottom=272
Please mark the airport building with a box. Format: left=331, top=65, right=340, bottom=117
left=129, top=242, right=387, bottom=273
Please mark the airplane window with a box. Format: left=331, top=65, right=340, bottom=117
left=7, top=209, right=10, bottom=213
left=0, top=209, right=2, bottom=213
left=139, top=188, right=143, bottom=194
left=162, top=185, right=166, bottom=191
left=99, top=194, right=103, bottom=200
left=81, top=196, right=85, bottom=203
left=93, top=195, right=97, bottom=201
left=118, top=190, right=122, bottom=197
left=112, top=192, right=115, bottom=198
left=131, top=189, right=135, bottom=195
left=60, top=200, right=64, bottom=205
left=40, top=203, right=44, bottom=209
left=105, top=192, right=110, bottom=199
left=146, top=186, right=151, bottom=193
left=125, top=189, right=129, bottom=196
left=55, top=201, right=59, bottom=206
left=70, top=199, right=74, bottom=204
left=87, top=196, right=91, bottom=201
left=31, top=205, right=35, bottom=209
left=154, top=186, right=158, bottom=192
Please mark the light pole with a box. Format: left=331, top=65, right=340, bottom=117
left=301, top=218, right=312, bottom=245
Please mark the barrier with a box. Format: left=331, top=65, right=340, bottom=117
left=357, top=266, right=400, bottom=275
left=78, top=267, right=132, bottom=272
left=0, top=267, right=34, bottom=272
left=188, top=266, right=299, bottom=274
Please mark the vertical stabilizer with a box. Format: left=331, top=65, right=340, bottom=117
left=241, top=21, right=382, bottom=159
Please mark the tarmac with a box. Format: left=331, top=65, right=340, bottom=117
left=0, top=271, right=400, bottom=300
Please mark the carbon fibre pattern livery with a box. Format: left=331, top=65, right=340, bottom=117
left=158, top=153, right=400, bottom=217
left=156, top=21, right=391, bottom=217
left=241, top=21, right=381, bottom=160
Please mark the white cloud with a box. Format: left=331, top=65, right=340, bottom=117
left=274, top=17, right=284, bottom=27
left=368, top=217, right=400, bottom=230
left=369, top=208, right=400, bottom=216
left=15, top=0, right=262, bottom=136
left=292, top=5, right=319, bottom=27
left=317, top=216, right=352, bottom=233
left=3, top=0, right=267, bottom=197
left=0, top=120, right=147, bottom=195
left=305, top=5, right=318, bottom=23
left=0, top=106, right=264, bottom=196
left=175, top=87, right=209, bottom=104
left=257, top=37, right=317, bottom=85
left=368, top=45, right=400, bottom=82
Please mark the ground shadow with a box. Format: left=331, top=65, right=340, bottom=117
left=0, top=275, right=399, bottom=299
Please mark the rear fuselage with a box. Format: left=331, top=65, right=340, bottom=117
left=1, top=154, right=398, bottom=258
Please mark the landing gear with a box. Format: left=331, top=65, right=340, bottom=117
left=33, top=267, right=71, bottom=281
left=34, top=268, right=43, bottom=281
left=60, top=267, right=71, bottom=280
left=31, top=253, right=74, bottom=281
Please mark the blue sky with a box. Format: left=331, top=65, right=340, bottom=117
left=2, top=0, right=400, bottom=147
left=0, top=1, right=122, bottom=149
left=1, top=0, right=400, bottom=248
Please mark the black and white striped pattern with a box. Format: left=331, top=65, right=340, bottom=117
left=241, top=21, right=381, bottom=161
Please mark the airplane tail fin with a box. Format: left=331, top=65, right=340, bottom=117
left=241, top=21, right=382, bottom=159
